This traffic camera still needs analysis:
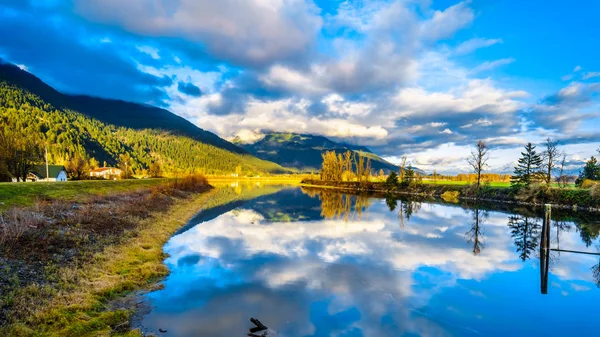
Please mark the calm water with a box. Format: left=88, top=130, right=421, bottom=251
left=139, top=185, right=600, bottom=337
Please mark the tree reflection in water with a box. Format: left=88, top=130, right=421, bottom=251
left=303, top=189, right=372, bottom=221
left=466, top=208, right=488, bottom=256
left=384, top=195, right=421, bottom=229
left=508, top=215, right=541, bottom=262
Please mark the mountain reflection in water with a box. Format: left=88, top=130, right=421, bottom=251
left=139, top=186, right=600, bottom=337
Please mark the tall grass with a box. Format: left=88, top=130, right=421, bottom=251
left=0, top=175, right=213, bottom=336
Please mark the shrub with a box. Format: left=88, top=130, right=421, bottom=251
left=591, top=184, right=600, bottom=199
left=0, top=208, right=46, bottom=245
left=440, top=190, right=460, bottom=203
left=170, top=174, right=210, bottom=192
left=580, top=179, right=598, bottom=189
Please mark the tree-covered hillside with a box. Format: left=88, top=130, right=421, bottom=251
left=0, top=65, right=287, bottom=176
left=238, top=132, right=422, bottom=174
left=0, top=62, right=243, bottom=154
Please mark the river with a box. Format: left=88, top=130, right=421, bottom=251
left=138, top=184, right=600, bottom=337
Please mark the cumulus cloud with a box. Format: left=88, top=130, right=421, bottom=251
left=419, top=1, right=475, bottom=40
left=3, top=0, right=600, bottom=169
left=73, top=0, right=323, bottom=67
left=529, top=82, right=600, bottom=133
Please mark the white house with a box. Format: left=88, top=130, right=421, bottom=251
left=25, top=165, right=68, bottom=182
left=89, top=167, right=122, bottom=180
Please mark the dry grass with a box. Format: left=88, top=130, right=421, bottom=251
left=0, top=174, right=214, bottom=336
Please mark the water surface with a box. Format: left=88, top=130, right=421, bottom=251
left=140, top=185, right=600, bottom=337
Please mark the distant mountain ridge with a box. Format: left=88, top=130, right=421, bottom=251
left=0, top=61, right=287, bottom=174
left=237, top=132, right=424, bottom=174
left=0, top=60, right=244, bottom=154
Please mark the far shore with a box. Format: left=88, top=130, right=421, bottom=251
left=301, top=179, right=600, bottom=212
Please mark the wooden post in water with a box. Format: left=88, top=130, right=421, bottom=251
left=540, top=204, right=551, bottom=294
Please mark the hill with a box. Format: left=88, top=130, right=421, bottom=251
left=0, top=61, right=243, bottom=154
left=0, top=62, right=287, bottom=176
left=237, top=132, right=424, bottom=174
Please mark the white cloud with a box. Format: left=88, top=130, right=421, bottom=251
left=419, top=1, right=475, bottom=40
left=454, top=38, right=503, bottom=55
left=470, top=57, right=515, bottom=74
left=574, top=65, right=582, bottom=72
left=74, top=0, right=323, bottom=66
left=583, top=72, right=600, bottom=80
left=561, top=74, right=573, bottom=81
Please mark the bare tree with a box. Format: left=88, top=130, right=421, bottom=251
left=557, top=153, right=568, bottom=188
left=399, top=156, right=407, bottom=182
left=542, top=138, right=561, bottom=187
left=468, top=140, right=489, bottom=189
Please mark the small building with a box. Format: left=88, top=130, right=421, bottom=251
left=27, top=165, right=68, bottom=182
left=90, top=167, right=122, bottom=180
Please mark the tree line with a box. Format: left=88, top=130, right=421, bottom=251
left=468, top=138, right=599, bottom=190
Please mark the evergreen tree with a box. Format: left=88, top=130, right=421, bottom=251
left=511, top=143, right=543, bottom=189
left=576, top=156, right=600, bottom=186
left=385, top=171, right=398, bottom=188
left=402, top=165, right=415, bottom=186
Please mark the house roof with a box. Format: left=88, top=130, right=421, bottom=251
left=30, top=165, right=66, bottom=179
left=90, top=167, right=120, bottom=173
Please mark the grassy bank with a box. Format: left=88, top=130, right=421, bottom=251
left=0, top=176, right=218, bottom=336
left=301, top=179, right=600, bottom=211
left=0, top=179, right=171, bottom=210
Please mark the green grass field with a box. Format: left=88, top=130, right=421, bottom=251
left=421, top=179, right=577, bottom=189
left=422, top=180, right=511, bottom=187
left=0, top=179, right=170, bottom=209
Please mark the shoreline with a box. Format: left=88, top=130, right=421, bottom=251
left=0, top=177, right=218, bottom=336
left=300, top=180, right=600, bottom=213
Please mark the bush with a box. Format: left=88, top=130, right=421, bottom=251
left=580, top=179, right=598, bottom=189
left=440, top=190, right=460, bottom=203
left=170, top=174, right=209, bottom=192
left=591, top=184, right=600, bottom=199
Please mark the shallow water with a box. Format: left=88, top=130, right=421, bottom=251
left=139, top=185, right=600, bottom=337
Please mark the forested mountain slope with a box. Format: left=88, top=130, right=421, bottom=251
left=237, top=132, right=424, bottom=174
left=0, top=63, right=287, bottom=175
left=0, top=61, right=243, bottom=154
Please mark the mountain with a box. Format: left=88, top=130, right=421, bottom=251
left=237, top=132, right=424, bottom=174
left=0, top=61, right=243, bottom=154
left=0, top=61, right=287, bottom=175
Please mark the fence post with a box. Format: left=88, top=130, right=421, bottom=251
left=540, top=204, right=551, bottom=294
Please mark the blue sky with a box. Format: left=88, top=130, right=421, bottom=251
left=1, top=0, right=599, bottom=173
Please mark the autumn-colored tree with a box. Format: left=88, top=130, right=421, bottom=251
left=149, top=161, right=163, bottom=178
left=118, top=153, right=133, bottom=179
left=399, top=156, right=407, bottom=182
left=66, top=153, right=90, bottom=180
left=88, top=157, right=100, bottom=170
left=0, top=127, right=43, bottom=181
left=320, top=151, right=343, bottom=181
